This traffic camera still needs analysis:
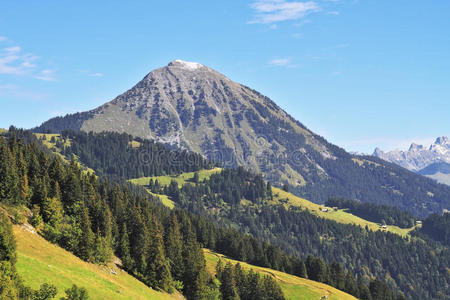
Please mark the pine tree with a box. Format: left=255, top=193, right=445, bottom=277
left=164, top=213, right=184, bottom=283
left=145, top=216, right=173, bottom=292
left=182, top=220, right=208, bottom=300
left=77, top=203, right=95, bottom=261
left=118, top=223, right=133, bottom=270
left=218, top=262, right=239, bottom=300
left=0, top=141, right=19, bottom=204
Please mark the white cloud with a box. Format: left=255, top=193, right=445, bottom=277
left=327, top=11, right=340, bottom=15
left=35, top=69, right=57, bottom=81
left=0, top=36, right=7, bottom=42
left=0, top=44, right=56, bottom=81
left=269, top=58, right=292, bottom=66
left=0, top=46, right=36, bottom=75
left=90, top=72, right=103, bottom=77
left=249, top=0, right=320, bottom=24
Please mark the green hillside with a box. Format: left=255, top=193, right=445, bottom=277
left=204, top=249, right=357, bottom=300
left=129, top=168, right=222, bottom=187
left=130, top=170, right=417, bottom=237
left=13, top=225, right=179, bottom=300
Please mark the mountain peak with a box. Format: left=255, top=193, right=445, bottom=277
left=168, top=59, right=205, bottom=71
left=373, top=147, right=384, bottom=156
left=409, top=143, right=425, bottom=151
left=434, top=136, right=450, bottom=146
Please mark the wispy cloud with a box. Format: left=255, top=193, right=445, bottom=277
left=35, top=69, right=57, bottom=81
left=0, top=36, right=7, bottom=42
left=90, top=72, right=103, bottom=77
left=0, top=40, right=57, bottom=81
left=327, top=11, right=339, bottom=15
left=330, top=71, right=341, bottom=76
left=0, top=46, right=37, bottom=75
left=249, top=0, right=320, bottom=24
left=269, top=58, right=292, bottom=66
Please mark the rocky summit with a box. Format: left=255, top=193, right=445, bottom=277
left=34, top=60, right=334, bottom=186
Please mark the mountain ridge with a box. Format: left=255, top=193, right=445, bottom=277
left=373, top=136, right=450, bottom=185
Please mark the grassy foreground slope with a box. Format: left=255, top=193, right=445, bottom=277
left=130, top=170, right=417, bottom=237
left=204, top=249, right=356, bottom=300
left=13, top=226, right=179, bottom=300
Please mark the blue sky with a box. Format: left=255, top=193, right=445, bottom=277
left=0, top=0, right=449, bottom=153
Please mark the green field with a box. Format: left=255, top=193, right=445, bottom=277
left=129, top=167, right=222, bottom=187
left=14, top=226, right=179, bottom=300
left=271, top=187, right=416, bottom=237
left=204, top=249, right=357, bottom=300
left=129, top=168, right=222, bottom=209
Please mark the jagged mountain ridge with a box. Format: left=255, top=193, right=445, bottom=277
left=373, top=136, right=450, bottom=171
left=33, top=60, right=450, bottom=216
left=373, top=137, right=450, bottom=185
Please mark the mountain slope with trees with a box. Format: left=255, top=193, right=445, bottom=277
left=32, top=62, right=450, bottom=217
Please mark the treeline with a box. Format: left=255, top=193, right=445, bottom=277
left=0, top=212, right=88, bottom=299
left=325, top=198, right=416, bottom=228
left=155, top=169, right=448, bottom=300
left=58, top=130, right=214, bottom=179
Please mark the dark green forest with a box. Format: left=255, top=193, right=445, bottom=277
left=59, top=130, right=214, bottom=179
left=413, top=212, right=450, bottom=246
left=325, top=198, right=416, bottom=228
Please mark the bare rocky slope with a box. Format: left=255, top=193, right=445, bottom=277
left=33, top=60, right=450, bottom=217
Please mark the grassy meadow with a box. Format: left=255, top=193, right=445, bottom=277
left=14, top=226, right=179, bottom=300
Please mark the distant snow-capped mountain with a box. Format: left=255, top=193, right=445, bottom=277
left=373, top=137, right=450, bottom=185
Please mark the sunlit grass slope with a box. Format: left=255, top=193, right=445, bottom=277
left=14, top=226, right=179, bottom=300
left=271, top=187, right=416, bottom=237
left=129, top=168, right=222, bottom=209
left=204, top=249, right=357, bottom=300
left=129, top=167, right=222, bottom=187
